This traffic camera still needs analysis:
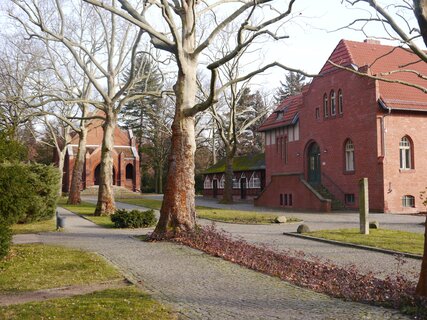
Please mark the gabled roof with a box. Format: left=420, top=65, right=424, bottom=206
left=321, top=39, right=427, bottom=112
left=203, top=153, right=265, bottom=174
left=257, top=93, right=302, bottom=132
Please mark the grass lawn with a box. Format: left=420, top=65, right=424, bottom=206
left=118, top=198, right=301, bottom=224
left=0, top=287, right=176, bottom=320
left=0, top=244, right=121, bottom=292
left=11, top=217, right=56, bottom=235
left=57, top=198, right=113, bottom=228
left=307, top=228, right=424, bottom=255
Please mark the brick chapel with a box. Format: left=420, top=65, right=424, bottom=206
left=255, top=39, right=427, bottom=213
left=62, top=117, right=140, bottom=192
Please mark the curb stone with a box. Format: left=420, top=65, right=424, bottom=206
left=283, top=232, right=422, bottom=260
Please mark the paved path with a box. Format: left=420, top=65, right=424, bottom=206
left=89, top=197, right=422, bottom=282
left=17, top=207, right=412, bottom=319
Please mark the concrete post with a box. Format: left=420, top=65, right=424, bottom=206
left=359, top=177, right=369, bottom=235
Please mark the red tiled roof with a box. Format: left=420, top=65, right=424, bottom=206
left=321, top=39, right=427, bottom=111
left=258, top=93, right=302, bottom=132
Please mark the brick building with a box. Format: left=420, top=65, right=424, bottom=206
left=62, top=118, right=140, bottom=192
left=256, top=39, right=427, bottom=213
left=203, top=154, right=265, bottom=201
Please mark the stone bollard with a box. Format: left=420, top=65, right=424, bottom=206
left=359, top=178, right=369, bottom=235
left=56, top=211, right=66, bottom=229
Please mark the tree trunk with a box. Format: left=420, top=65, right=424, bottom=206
left=153, top=63, right=197, bottom=236
left=67, top=127, right=87, bottom=204
left=416, top=215, right=427, bottom=296
left=222, top=152, right=234, bottom=204
left=56, top=150, right=66, bottom=197
left=158, top=164, right=163, bottom=194
left=94, top=111, right=116, bottom=216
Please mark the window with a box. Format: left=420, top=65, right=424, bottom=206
left=284, top=194, right=288, bottom=206
left=232, top=175, right=240, bottom=189
left=315, top=107, right=320, bottom=119
left=345, top=194, right=355, bottom=204
left=219, top=175, right=225, bottom=189
left=345, top=139, right=355, bottom=171
left=323, top=94, right=329, bottom=117
left=402, top=195, right=415, bottom=207
left=338, top=89, right=343, bottom=114
left=125, top=164, right=133, bottom=179
left=249, top=172, right=261, bottom=188
left=289, top=194, right=293, bottom=206
left=204, top=176, right=212, bottom=189
left=399, top=136, right=412, bottom=169
left=330, top=90, right=336, bottom=116
left=280, top=194, right=283, bottom=205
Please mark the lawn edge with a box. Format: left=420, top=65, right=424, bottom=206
left=282, top=232, right=422, bottom=260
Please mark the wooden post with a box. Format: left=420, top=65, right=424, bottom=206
left=359, top=177, right=369, bottom=235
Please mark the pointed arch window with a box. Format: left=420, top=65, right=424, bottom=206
left=338, top=89, right=343, bottom=114
left=323, top=93, right=329, bottom=118
left=204, top=176, right=212, bottom=189
left=219, top=175, right=225, bottom=189
left=249, top=172, right=261, bottom=188
left=399, top=136, right=413, bottom=169
left=345, top=139, right=355, bottom=171
left=330, top=90, right=336, bottom=116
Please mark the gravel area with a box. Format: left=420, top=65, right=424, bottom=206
left=17, top=206, right=415, bottom=319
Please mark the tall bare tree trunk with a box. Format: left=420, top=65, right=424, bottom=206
left=68, top=127, right=87, bottom=204
left=158, top=165, right=163, bottom=194
left=94, top=111, right=116, bottom=216
left=56, top=150, right=66, bottom=197
left=154, top=64, right=197, bottom=236
left=222, top=151, right=234, bottom=204
left=416, top=216, right=427, bottom=296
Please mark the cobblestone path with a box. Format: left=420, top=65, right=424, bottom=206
left=26, top=207, right=412, bottom=320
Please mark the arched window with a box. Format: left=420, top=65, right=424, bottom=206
left=402, top=195, right=415, bottom=207
left=338, top=89, right=343, bottom=114
left=232, top=174, right=240, bottom=189
left=330, top=90, right=336, bottom=116
left=345, top=139, right=355, bottom=171
left=204, top=176, right=212, bottom=189
left=399, top=136, right=413, bottom=169
left=323, top=93, right=329, bottom=117
left=219, top=175, right=225, bottom=189
left=125, top=164, right=133, bottom=179
left=249, top=172, right=261, bottom=188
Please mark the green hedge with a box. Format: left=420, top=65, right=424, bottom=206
left=0, top=221, right=11, bottom=259
left=0, top=163, right=60, bottom=224
left=111, top=209, right=157, bottom=228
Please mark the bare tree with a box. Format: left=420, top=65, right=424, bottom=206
left=9, top=0, right=157, bottom=215
left=84, top=0, right=314, bottom=236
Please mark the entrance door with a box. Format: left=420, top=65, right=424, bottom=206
left=307, top=142, right=321, bottom=185
left=240, top=178, right=247, bottom=200
left=213, top=179, right=218, bottom=198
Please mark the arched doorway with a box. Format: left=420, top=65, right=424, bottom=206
left=307, top=142, right=321, bottom=185
left=94, top=164, right=116, bottom=186
left=125, top=164, right=133, bottom=180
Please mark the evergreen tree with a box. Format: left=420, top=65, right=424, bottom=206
left=274, top=71, right=306, bottom=104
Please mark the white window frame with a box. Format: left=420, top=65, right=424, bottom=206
left=249, top=172, right=261, bottom=189
left=345, top=140, right=355, bottom=171
left=330, top=90, right=336, bottom=116
left=219, top=175, right=225, bottom=189
left=204, top=176, right=212, bottom=189
left=399, top=136, right=412, bottom=170
left=402, top=195, right=415, bottom=207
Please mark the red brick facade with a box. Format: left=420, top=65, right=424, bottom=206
left=62, top=118, right=140, bottom=192
left=256, top=39, right=427, bottom=213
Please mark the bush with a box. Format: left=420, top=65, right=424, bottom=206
left=0, top=221, right=12, bottom=260
left=20, top=164, right=60, bottom=223
left=0, top=163, right=60, bottom=225
left=111, top=209, right=157, bottom=228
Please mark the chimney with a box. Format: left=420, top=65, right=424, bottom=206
left=364, top=39, right=381, bottom=45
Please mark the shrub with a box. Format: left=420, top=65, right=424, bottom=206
left=0, top=221, right=12, bottom=260
left=0, top=163, right=60, bottom=225
left=111, top=209, right=156, bottom=228
left=20, top=164, right=60, bottom=223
